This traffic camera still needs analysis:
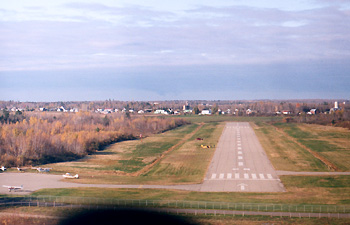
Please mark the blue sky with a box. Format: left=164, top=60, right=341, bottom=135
left=1, top=0, right=349, bottom=101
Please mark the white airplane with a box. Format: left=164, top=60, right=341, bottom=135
left=17, top=167, right=26, bottom=172
left=0, top=166, right=6, bottom=171
left=36, top=167, right=51, bottom=172
left=2, top=185, right=23, bottom=192
left=62, top=173, right=79, bottom=179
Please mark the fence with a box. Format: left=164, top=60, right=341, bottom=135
left=0, top=196, right=349, bottom=215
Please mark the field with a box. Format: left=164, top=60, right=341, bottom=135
left=1, top=207, right=349, bottom=225
left=42, top=121, right=224, bottom=185
left=253, top=122, right=350, bottom=172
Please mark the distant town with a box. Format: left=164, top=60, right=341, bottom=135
left=1, top=99, right=349, bottom=117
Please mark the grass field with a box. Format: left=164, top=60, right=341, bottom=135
left=41, top=121, right=223, bottom=185
left=1, top=207, right=348, bottom=225
left=253, top=122, right=350, bottom=172
left=31, top=175, right=350, bottom=205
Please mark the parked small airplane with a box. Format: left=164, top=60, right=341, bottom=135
left=0, top=166, right=6, bottom=171
left=62, top=173, right=79, bottom=179
left=17, top=167, right=26, bottom=172
left=2, top=185, right=23, bottom=192
left=36, top=167, right=51, bottom=172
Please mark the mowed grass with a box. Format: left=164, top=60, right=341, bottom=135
left=273, top=123, right=350, bottom=171
left=143, top=122, right=225, bottom=183
left=253, top=122, right=328, bottom=171
left=32, top=175, right=350, bottom=205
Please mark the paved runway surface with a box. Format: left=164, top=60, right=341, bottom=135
left=200, top=122, right=285, bottom=192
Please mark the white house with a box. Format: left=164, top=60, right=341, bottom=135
left=154, top=109, right=168, bottom=114
left=201, top=109, right=212, bottom=115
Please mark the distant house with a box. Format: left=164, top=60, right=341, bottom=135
left=70, top=108, right=79, bottom=113
left=57, top=106, right=67, bottom=112
left=201, top=109, right=212, bottom=115
left=154, top=109, right=168, bottom=115
left=138, top=110, right=144, bottom=114
left=246, top=109, right=257, bottom=115
left=282, top=111, right=291, bottom=115
left=310, top=109, right=320, bottom=115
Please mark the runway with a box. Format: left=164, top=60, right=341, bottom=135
left=200, top=122, right=285, bottom=192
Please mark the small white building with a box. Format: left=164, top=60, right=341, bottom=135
left=201, top=109, right=212, bottom=115
left=154, top=109, right=168, bottom=115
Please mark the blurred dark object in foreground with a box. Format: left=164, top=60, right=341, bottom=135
left=59, top=208, right=197, bottom=225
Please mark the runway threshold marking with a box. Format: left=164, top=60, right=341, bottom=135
left=267, top=174, right=273, bottom=179
left=211, top=174, right=217, bottom=179
left=219, top=173, right=224, bottom=179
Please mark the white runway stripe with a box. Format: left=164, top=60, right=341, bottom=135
left=208, top=173, right=277, bottom=180
left=238, top=162, right=243, bottom=166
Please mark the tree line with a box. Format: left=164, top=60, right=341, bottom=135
left=0, top=112, right=187, bottom=167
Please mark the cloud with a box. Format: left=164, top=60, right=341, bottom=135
left=0, top=2, right=350, bottom=71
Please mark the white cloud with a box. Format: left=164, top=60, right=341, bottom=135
left=0, top=1, right=350, bottom=71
